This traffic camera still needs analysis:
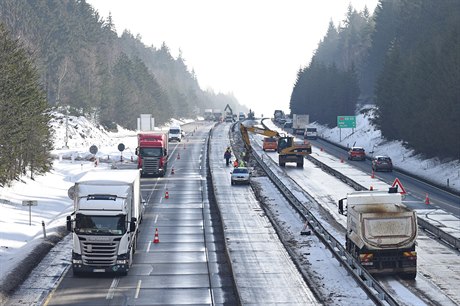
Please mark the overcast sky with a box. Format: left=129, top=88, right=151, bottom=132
left=87, top=0, right=379, bottom=117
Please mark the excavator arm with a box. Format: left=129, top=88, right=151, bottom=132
left=240, top=124, right=280, bottom=160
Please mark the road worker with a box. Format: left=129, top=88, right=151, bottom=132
left=224, top=147, right=232, bottom=166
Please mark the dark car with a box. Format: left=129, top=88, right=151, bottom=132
left=372, top=156, right=393, bottom=172
left=348, top=147, right=366, bottom=161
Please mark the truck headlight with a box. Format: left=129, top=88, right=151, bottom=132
left=72, top=252, right=82, bottom=264
left=116, top=254, right=128, bottom=264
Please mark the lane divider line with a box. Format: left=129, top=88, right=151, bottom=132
left=106, top=278, right=119, bottom=300
left=146, top=241, right=151, bottom=253
left=135, top=280, right=142, bottom=299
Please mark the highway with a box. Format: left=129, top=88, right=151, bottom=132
left=4, top=120, right=459, bottom=306
left=43, top=122, right=238, bottom=305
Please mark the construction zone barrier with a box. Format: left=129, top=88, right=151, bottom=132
left=153, top=228, right=160, bottom=243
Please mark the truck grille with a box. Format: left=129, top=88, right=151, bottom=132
left=81, top=240, right=118, bottom=266
left=143, top=157, right=160, bottom=173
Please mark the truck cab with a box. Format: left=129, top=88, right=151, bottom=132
left=136, top=132, right=169, bottom=177
left=66, top=170, right=142, bottom=276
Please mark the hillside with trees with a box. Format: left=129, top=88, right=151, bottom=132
left=0, top=0, right=245, bottom=186
left=0, top=0, right=245, bottom=129
left=0, top=24, right=53, bottom=186
left=290, top=0, right=460, bottom=159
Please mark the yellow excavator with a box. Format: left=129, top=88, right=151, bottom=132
left=240, top=121, right=312, bottom=167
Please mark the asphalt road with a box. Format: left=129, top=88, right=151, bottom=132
left=44, top=122, right=238, bottom=306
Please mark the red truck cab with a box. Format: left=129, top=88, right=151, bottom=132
left=136, top=132, right=169, bottom=177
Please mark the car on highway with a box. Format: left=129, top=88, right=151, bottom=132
left=348, top=146, right=366, bottom=161
left=230, top=167, right=250, bottom=185
left=372, top=156, right=393, bottom=172
left=262, top=137, right=277, bottom=151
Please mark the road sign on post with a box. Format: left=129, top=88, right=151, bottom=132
left=337, top=116, right=356, bottom=128
left=337, top=116, right=356, bottom=141
left=22, top=200, right=38, bottom=226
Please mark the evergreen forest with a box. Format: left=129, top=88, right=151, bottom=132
left=290, top=0, right=460, bottom=159
left=0, top=0, right=244, bottom=185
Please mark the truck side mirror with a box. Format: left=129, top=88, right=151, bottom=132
left=130, top=217, right=137, bottom=232
left=338, top=199, right=344, bottom=215
left=66, top=215, right=72, bottom=231
left=135, top=147, right=139, bottom=156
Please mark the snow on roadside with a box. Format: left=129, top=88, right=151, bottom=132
left=312, top=107, right=460, bottom=192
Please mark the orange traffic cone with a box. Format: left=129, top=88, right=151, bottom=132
left=425, top=193, right=430, bottom=205
left=340, top=157, right=344, bottom=163
left=165, top=190, right=169, bottom=199
left=171, top=167, right=175, bottom=175
left=153, top=228, right=160, bottom=243
left=177, top=153, right=180, bottom=159
left=371, top=170, right=375, bottom=179
left=370, top=186, right=374, bottom=191
left=320, top=147, right=324, bottom=152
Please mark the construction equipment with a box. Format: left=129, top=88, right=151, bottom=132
left=240, top=122, right=311, bottom=167
left=224, top=104, right=233, bottom=122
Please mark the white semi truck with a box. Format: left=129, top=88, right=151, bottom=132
left=292, top=114, right=309, bottom=135
left=338, top=188, right=418, bottom=279
left=66, top=169, right=143, bottom=275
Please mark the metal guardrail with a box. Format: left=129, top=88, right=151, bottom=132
left=251, top=150, right=398, bottom=306
left=417, top=217, right=460, bottom=250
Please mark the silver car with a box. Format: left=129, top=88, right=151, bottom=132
left=231, top=167, right=250, bottom=185
left=372, top=156, right=393, bottom=172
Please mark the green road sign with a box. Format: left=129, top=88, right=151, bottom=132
left=337, top=116, right=356, bottom=128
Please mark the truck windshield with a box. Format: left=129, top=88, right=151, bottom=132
left=75, top=214, right=126, bottom=235
left=140, top=147, right=162, bottom=157
left=169, top=128, right=180, bottom=134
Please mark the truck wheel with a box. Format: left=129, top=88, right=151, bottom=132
left=297, top=161, right=303, bottom=168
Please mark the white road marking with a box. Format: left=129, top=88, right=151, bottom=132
left=146, top=241, right=152, bottom=252
left=135, top=280, right=142, bottom=299
left=106, top=278, right=119, bottom=299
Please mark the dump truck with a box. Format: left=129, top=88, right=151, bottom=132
left=338, top=188, right=418, bottom=279
left=66, top=169, right=143, bottom=276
